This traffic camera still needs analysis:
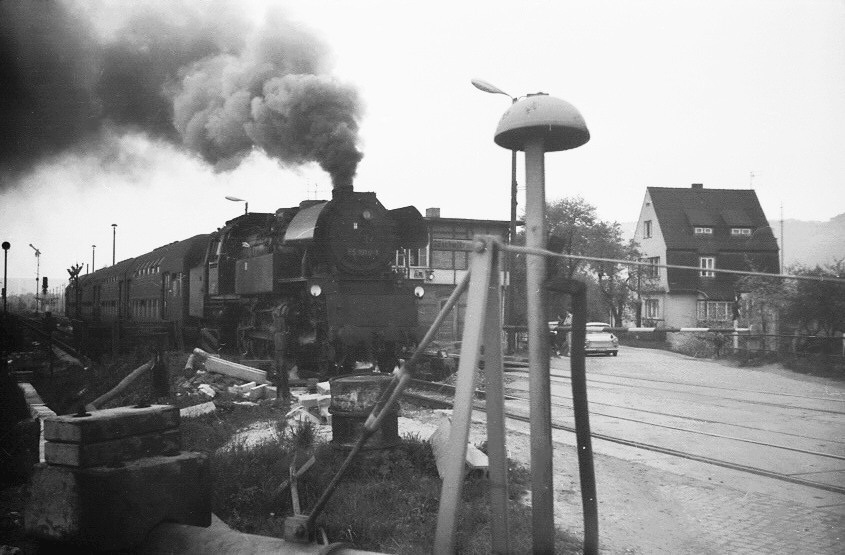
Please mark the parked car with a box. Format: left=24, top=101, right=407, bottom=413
left=547, top=321, right=619, bottom=357
left=585, top=322, right=619, bottom=356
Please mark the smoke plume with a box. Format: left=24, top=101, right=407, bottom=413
left=0, top=0, right=363, bottom=189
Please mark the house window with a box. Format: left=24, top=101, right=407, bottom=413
left=643, top=256, right=660, bottom=278
left=396, top=247, right=428, bottom=268
left=694, top=227, right=713, bottom=235
left=644, top=298, right=659, bottom=319
left=731, top=228, right=752, bottom=236
left=432, top=250, right=453, bottom=270
left=699, top=257, right=715, bottom=277
left=643, top=220, right=652, bottom=238
left=408, top=247, right=428, bottom=267
left=697, top=301, right=731, bottom=322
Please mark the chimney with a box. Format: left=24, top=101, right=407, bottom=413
left=691, top=183, right=704, bottom=189
left=426, top=207, right=441, bottom=218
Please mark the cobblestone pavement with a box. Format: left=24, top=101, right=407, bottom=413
left=408, top=347, right=845, bottom=554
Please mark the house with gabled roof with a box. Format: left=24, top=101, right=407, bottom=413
left=633, top=183, right=780, bottom=328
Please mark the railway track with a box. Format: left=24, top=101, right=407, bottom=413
left=15, top=314, right=85, bottom=362
left=403, top=377, right=845, bottom=496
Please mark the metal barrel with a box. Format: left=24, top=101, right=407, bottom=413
left=328, top=374, right=399, bottom=450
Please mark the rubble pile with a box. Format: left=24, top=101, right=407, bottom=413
left=174, top=352, right=332, bottom=426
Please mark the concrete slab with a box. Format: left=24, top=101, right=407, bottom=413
left=202, top=356, right=269, bottom=384
left=44, top=405, right=179, bottom=444
left=180, top=401, right=217, bottom=419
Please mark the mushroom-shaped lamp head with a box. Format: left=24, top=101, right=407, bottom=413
left=494, top=93, right=590, bottom=152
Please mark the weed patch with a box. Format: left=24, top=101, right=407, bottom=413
left=201, top=423, right=581, bottom=553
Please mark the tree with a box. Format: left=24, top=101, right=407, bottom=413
left=783, top=261, right=845, bottom=338
left=739, top=260, right=845, bottom=353
left=545, top=197, right=603, bottom=279
left=510, top=196, right=639, bottom=325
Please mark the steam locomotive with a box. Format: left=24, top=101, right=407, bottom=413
left=65, top=185, right=428, bottom=376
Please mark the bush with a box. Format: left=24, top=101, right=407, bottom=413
left=667, top=332, right=714, bottom=358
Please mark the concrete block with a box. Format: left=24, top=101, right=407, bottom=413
left=248, top=384, right=267, bottom=401
left=45, top=429, right=182, bottom=468
left=25, top=452, right=210, bottom=551
left=179, top=401, right=217, bottom=419
left=197, top=384, right=216, bottom=398
left=44, top=405, right=179, bottom=444
left=2, top=418, right=40, bottom=483
left=264, top=385, right=277, bottom=399
left=295, top=393, right=329, bottom=409
left=235, top=381, right=257, bottom=395
left=317, top=381, right=331, bottom=395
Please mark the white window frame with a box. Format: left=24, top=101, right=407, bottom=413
left=694, top=227, right=713, bottom=235
left=699, top=256, right=715, bottom=277
left=731, top=228, right=752, bottom=236
left=643, top=220, right=652, bottom=239
left=697, top=301, right=731, bottom=322
left=644, top=298, right=659, bottom=319
left=407, top=246, right=428, bottom=268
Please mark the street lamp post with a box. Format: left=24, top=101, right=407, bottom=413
left=29, top=244, right=41, bottom=313
left=471, top=79, right=519, bottom=353
left=2, top=241, right=9, bottom=314
left=91, top=244, right=96, bottom=273
left=225, top=196, right=248, bottom=215
left=112, top=224, right=117, bottom=265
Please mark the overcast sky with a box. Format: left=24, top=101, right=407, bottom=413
left=1, top=0, right=843, bottom=284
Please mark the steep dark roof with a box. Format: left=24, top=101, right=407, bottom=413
left=648, top=186, right=779, bottom=251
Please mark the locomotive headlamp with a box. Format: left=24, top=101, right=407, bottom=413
left=310, top=284, right=322, bottom=297
left=414, top=286, right=425, bottom=298
left=362, top=209, right=373, bottom=220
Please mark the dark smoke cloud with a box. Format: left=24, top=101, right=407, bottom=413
left=0, top=0, right=363, bottom=189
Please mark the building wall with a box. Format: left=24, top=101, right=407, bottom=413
left=396, top=212, right=510, bottom=345
left=664, top=293, right=698, bottom=328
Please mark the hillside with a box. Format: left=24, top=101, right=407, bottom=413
left=620, top=213, right=845, bottom=269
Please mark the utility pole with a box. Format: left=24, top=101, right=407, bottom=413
left=112, top=223, right=117, bottom=265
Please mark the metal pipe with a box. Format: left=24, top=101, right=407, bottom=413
left=547, top=277, right=599, bottom=554
left=501, top=243, right=845, bottom=284
left=85, top=356, right=155, bottom=410
left=138, top=516, right=385, bottom=555
left=523, top=137, right=554, bottom=551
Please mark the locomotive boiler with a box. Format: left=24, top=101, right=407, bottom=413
left=66, top=184, right=428, bottom=378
